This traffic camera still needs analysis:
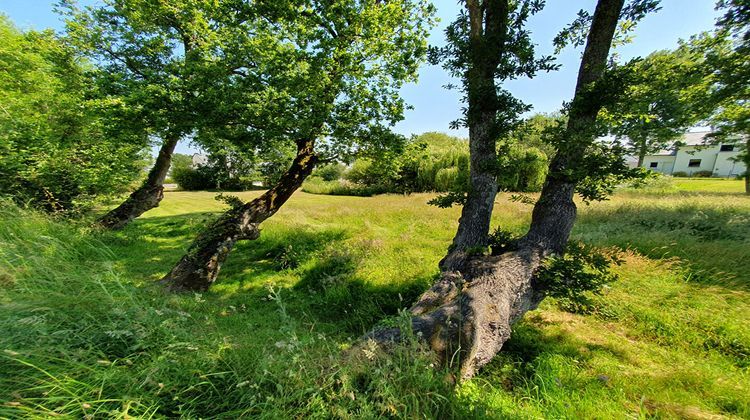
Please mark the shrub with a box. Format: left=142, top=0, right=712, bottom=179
left=672, top=171, right=688, bottom=177
left=302, top=178, right=383, bottom=196
left=536, top=242, right=622, bottom=314
left=693, top=170, right=714, bottom=178
left=172, top=166, right=215, bottom=191
left=0, top=19, right=148, bottom=213
left=314, top=163, right=347, bottom=181
left=497, top=143, right=549, bottom=192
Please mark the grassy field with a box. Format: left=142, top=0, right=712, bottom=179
left=1, top=179, right=748, bottom=418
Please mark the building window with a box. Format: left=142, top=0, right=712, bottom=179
left=649, top=162, right=658, bottom=168
left=688, top=159, right=701, bottom=167
left=720, top=144, right=735, bottom=152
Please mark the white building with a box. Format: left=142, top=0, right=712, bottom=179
left=641, top=131, right=746, bottom=177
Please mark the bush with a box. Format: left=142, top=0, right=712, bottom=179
left=672, top=171, right=688, bottom=177
left=172, top=166, right=215, bottom=191
left=314, top=163, right=347, bottom=181
left=302, top=178, right=384, bottom=196
left=497, top=143, right=549, bottom=192
left=0, top=19, right=148, bottom=213
left=693, top=170, right=714, bottom=178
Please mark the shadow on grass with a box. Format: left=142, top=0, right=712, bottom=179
left=290, top=249, right=433, bottom=335
left=576, top=203, right=750, bottom=291
left=98, top=212, right=351, bottom=288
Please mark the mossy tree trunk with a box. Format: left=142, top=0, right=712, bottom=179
left=160, top=139, right=317, bottom=292
left=369, top=0, right=625, bottom=380
left=97, top=135, right=180, bottom=230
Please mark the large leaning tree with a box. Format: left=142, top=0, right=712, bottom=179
left=60, top=0, right=223, bottom=229
left=368, top=0, right=660, bottom=379
left=160, top=0, right=435, bottom=291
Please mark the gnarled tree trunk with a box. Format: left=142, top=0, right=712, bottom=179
left=369, top=0, right=625, bottom=380
left=160, top=140, right=317, bottom=292
left=98, top=135, right=180, bottom=229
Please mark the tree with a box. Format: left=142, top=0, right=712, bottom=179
left=431, top=0, right=557, bottom=270
left=601, top=47, right=707, bottom=166
left=368, top=0, right=658, bottom=380
left=703, top=0, right=750, bottom=193
left=160, top=0, right=435, bottom=291
left=0, top=15, right=147, bottom=213
left=61, top=0, right=220, bottom=228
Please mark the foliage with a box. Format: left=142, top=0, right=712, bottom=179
left=601, top=46, right=708, bottom=163
left=172, top=148, right=258, bottom=191
left=497, top=141, right=549, bottom=192
left=314, top=163, right=347, bottom=182
left=301, top=178, right=385, bottom=197
left=0, top=16, right=147, bottom=213
left=693, top=170, right=715, bottom=178
left=535, top=242, right=622, bottom=314
left=176, top=0, right=437, bottom=180
left=308, top=132, right=548, bottom=197
left=487, top=226, right=520, bottom=256
left=169, top=153, right=193, bottom=177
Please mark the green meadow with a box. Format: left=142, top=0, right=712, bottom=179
left=1, top=179, right=748, bottom=418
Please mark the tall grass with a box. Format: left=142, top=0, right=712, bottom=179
left=0, top=200, right=461, bottom=418
left=1, top=186, right=748, bottom=418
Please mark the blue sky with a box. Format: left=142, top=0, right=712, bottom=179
left=2, top=0, right=720, bottom=155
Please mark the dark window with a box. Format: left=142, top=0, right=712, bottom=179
left=720, top=144, right=734, bottom=152
left=649, top=162, right=658, bottom=168
left=688, top=159, right=701, bottom=167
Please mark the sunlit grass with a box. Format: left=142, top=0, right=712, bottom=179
left=1, top=180, right=748, bottom=417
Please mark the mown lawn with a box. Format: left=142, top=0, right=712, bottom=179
left=671, top=178, right=746, bottom=193
left=1, top=181, right=748, bottom=418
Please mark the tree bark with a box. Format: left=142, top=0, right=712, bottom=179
left=160, top=140, right=317, bottom=292
left=745, top=137, right=750, bottom=194
left=97, top=135, right=180, bottom=230
left=368, top=0, right=625, bottom=380
left=637, top=142, right=647, bottom=167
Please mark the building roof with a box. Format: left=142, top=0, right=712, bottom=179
left=679, top=131, right=712, bottom=146
left=647, top=131, right=712, bottom=156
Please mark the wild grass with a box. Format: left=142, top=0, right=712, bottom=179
left=1, top=180, right=748, bottom=418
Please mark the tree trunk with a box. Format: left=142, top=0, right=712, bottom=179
left=368, top=0, right=625, bottom=380
left=441, top=0, right=509, bottom=271
left=97, top=135, right=180, bottom=229
left=745, top=138, right=750, bottom=195
left=160, top=140, right=317, bottom=292
left=637, top=143, right=646, bottom=168
left=443, top=108, right=499, bottom=270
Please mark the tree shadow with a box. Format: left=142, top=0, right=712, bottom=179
left=477, top=314, right=632, bottom=392
left=98, top=211, right=350, bottom=288
left=289, top=247, right=433, bottom=335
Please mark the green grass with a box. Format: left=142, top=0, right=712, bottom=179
left=1, top=182, right=748, bottom=418
left=672, top=178, right=746, bottom=193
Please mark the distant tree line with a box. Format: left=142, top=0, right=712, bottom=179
left=304, top=121, right=557, bottom=196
